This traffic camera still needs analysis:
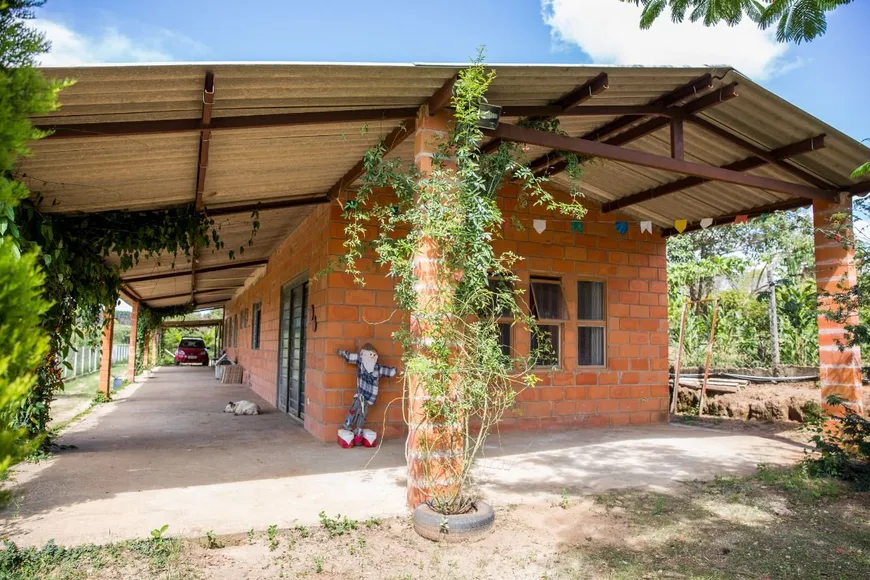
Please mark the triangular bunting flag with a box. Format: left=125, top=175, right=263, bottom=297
left=533, top=219, right=547, bottom=234
left=615, top=221, right=629, bottom=235
left=640, top=221, right=652, bottom=234
left=571, top=221, right=583, bottom=234
left=734, top=215, right=748, bottom=224
left=674, top=220, right=687, bottom=233
left=700, top=218, right=713, bottom=229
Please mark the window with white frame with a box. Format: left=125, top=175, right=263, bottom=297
left=577, top=280, right=606, bottom=366
left=529, top=277, right=569, bottom=367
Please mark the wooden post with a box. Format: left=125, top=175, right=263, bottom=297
left=670, top=301, right=689, bottom=415
left=698, top=299, right=720, bottom=416
left=127, top=300, right=139, bottom=381
left=98, top=308, right=115, bottom=397
left=767, top=265, right=781, bottom=376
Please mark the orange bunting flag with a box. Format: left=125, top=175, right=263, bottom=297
left=674, top=220, right=687, bottom=233
left=734, top=215, right=748, bottom=224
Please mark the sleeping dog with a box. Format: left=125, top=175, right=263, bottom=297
left=224, top=400, right=260, bottom=415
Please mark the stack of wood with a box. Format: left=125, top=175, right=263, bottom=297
left=673, top=376, right=748, bottom=395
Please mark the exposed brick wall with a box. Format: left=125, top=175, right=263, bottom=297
left=225, top=184, right=670, bottom=442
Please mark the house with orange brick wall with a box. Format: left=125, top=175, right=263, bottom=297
left=220, top=181, right=671, bottom=441
left=25, top=62, right=866, bottom=442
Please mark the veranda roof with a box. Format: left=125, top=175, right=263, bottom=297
left=18, top=62, right=870, bottom=308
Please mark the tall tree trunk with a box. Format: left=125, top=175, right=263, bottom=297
left=767, top=265, right=781, bottom=376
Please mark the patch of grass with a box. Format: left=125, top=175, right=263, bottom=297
left=204, top=530, right=223, bottom=549
left=267, top=524, right=279, bottom=551
left=363, top=517, right=381, bottom=528
left=318, top=512, right=358, bottom=537
left=313, top=556, right=324, bottom=573
left=581, top=465, right=870, bottom=580
left=293, top=524, right=310, bottom=538
left=0, top=534, right=185, bottom=579
left=247, top=528, right=255, bottom=544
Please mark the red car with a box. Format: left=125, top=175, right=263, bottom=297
left=174, top=337, right=210, bottom=366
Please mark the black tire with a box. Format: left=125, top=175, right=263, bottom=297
left=174, top=361, right=180, bottom=366
left=201, top=360, right=209, bottom=367
left=413, top=501, right=494, bottom=543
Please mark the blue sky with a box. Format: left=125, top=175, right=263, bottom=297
left=33, top=0, right=870, bottom=143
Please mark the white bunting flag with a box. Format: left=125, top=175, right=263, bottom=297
left=533, top=219, right=547, bottom=234
left=640, top=221, right=652, bottom=234
left=700, top=218, right=713, bottom=229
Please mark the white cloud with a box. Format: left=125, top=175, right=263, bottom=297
left=31, top=19, right=206, bottom=66
left=542, top=0, right=796, bottom=80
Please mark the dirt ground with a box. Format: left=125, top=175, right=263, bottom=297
left=5, top=466, right=868, bottom=579
left=677, top=379, right=870, bottom=424
left=2, top=366, right=804, bottom=548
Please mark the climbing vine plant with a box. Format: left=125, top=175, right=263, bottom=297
left=340, top=52, right=587, bottom=514
left=10, top=201, right=237, bottom=440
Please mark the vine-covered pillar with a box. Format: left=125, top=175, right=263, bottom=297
left=813, top=196, right=864, bottom=415
left=406, top=104, right=463, bottom=509
left=127, top=300, right=139, bottom=381
left=98, top=307, right=115, bottom=397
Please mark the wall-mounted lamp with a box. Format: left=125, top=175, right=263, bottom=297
left=477, top=103, right=503, bottom=130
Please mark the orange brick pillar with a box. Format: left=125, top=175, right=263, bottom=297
left=127, top=300, right=139, bottom=381
left=813, top=197, right=864, bottom=415
left=98, top=307, right=115, bottom=397
left=406, top=104, right=464, bottom=510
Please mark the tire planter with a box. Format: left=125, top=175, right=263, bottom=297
left=413, top=501, right=495, bottom=543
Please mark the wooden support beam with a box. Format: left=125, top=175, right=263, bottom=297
left=194, top=71, right=215, bottom=211
left=119, top=283, right=142, bottom=304
left=670, top=118, right=684, bottom=160
left=36, top=107, right=420, bottom=139
left=602, top=135, right=827, bottom=213
left=206, top=195, right=330, bottom=216
left=123, top=258, right=269, bottom=283
left=484, top=72, right=609, bottom=155
left=147, top=287, right=237, bottom=302
left=686, top=116, right=838, bottom=190
left=161, top=319, right=222, bottom=328
left=427, top=74, right=458, bottom=115
left=325, top=119, right=414, bottom=200
left=484, top=122, right=837, bottom=202
left=660, top=198, right=813, bottom=236
left=531, top=81, right=737, bottom=177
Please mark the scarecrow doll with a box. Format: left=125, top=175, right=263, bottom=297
left=336, top=344, right=397, bottom=448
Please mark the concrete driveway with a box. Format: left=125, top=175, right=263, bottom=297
left=1, top=366, right=804, bottom=547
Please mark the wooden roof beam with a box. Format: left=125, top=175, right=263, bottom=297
left=686, top=116, right=839, bottom=190
left=123, top=258, right=269, bottom=283
left=427, top=73, right=458, bottom=115
left=483, top=122, right=838, bottom=202
left=532, top=80, right=736, bottom=177
left=601, top=134, right=827, bottom=213
left=484, top=72, right=609, bottom=155
left=36, top=107, right=420, bottom=139
left=194, top=71, right=215, bottom=211
left=146, top=287, right=237, bottom=302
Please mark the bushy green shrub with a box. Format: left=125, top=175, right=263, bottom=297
left=804, top=395, right=870, bottom=490
left=0, top=239, right=49, bottom=497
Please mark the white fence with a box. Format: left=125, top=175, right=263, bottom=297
left=62, top=344, right=129, bottom=381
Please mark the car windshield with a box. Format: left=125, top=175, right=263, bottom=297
left=179, top=339, right=206, bottom=349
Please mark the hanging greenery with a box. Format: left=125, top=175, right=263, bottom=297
left=340, top=51, right=586, bottom=515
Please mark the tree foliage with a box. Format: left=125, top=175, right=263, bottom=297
left=622, top=0, right=854, bottom=43
left=0, top=240, right=48, bottom=499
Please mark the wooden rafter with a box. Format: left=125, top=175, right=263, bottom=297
left=601, top=135, right=827, bottom=213
left=483, top=72, right=609, bottom=155
left=528, top=73, right=715, bottom=176
left=686, top=116, right=838, bottom=190
left=35, top=108, right=420, bottom=139
left=484, top=122, right=838, bottom=202
left=123, top=258, right=269, bottom=283
left=427, top=74, right=458, bottom=115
